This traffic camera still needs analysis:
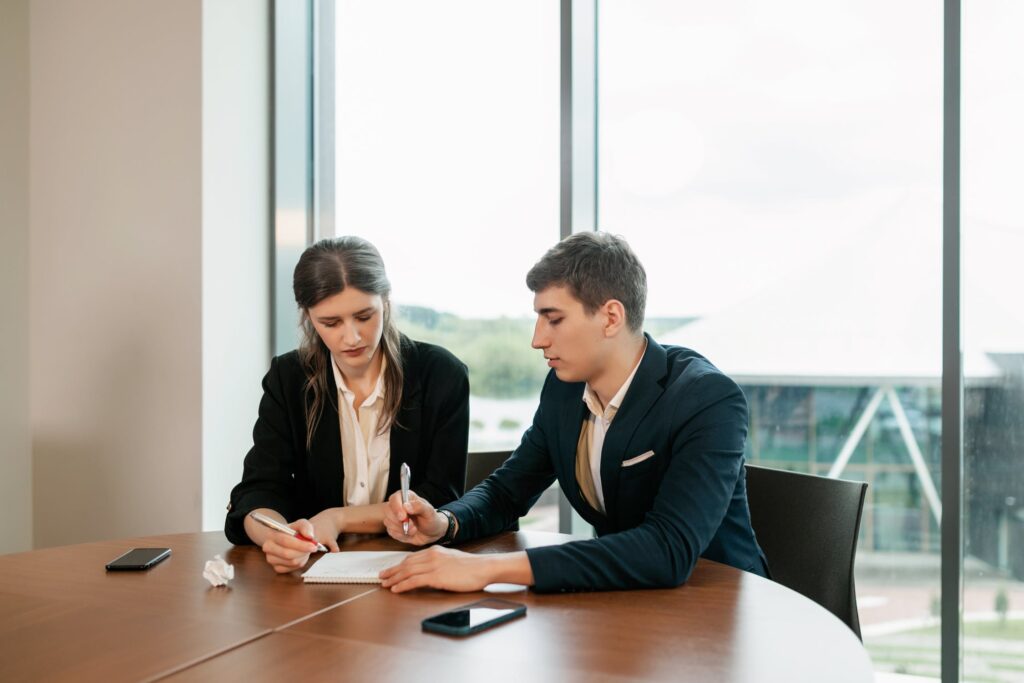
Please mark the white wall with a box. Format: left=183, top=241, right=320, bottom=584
left=30, top=0, right=203, bottom=547
left=202, top=0, right=271, bottom=531
left=22, top=0, right=270, bottom=549
left=0, top=0, right=33, bottom=554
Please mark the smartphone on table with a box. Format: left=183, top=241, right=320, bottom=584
left=105, top=548, right=172, bottom=571
left=421, top=598, right=526, bottom=636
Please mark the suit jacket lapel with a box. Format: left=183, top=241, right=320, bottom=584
left=386, top=398, right=421, bottom=495
left=385, top=353, right=422, bottom=496
left=311, top=366, right=344, bottom=509
left=599, top=336, right=667, bottom=515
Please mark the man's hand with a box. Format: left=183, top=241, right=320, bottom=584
left=378, top=546, right=491, bottom=592
left=383, top=491, right=448, bottom=545
left=379, top=547, right=535, bottom=593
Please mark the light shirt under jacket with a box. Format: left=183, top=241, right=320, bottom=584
left=579, top=344, right=647, bottom=514
left=332, top=356, right=391, bottom=507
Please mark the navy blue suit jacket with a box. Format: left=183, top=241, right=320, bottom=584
left=443, top=335, right=768, bottom=592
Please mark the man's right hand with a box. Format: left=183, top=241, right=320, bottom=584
left=384, top=491, right=448, bottom=545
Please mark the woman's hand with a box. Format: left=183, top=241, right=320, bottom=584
left=258, top=517, right=323, bottom=573
left=307, top=509, right=343, bottom=552
left=383, top=491, right=448, bottom=545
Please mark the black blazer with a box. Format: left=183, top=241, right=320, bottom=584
left=225, top=338, right=469, bottom=545
left=444, top=335, right=768, bottom=592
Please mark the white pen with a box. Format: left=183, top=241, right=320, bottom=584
left=400, top=462, right=411, bottom=535
left=249, top=511, right=329, bottom=553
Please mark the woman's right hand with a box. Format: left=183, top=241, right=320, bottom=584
left=256, top=517, right=322, bottom=573
left=384, top=491, right=448, bottom=545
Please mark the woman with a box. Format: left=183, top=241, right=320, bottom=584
left=225, top=236, right=469, bottom=573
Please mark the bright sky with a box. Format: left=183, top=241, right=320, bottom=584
left=331, top=0, right=1023, bottom=332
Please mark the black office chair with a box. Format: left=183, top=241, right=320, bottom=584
left=465, top=450, right=512, bottom=491
left=744, top=464, right=869, bottom=639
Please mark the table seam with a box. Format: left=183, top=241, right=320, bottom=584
left=143, top=587, right=379, bottom=681
left=272, top=587, right=379, bottom=632
left=140, top=629, right=274, bottom=683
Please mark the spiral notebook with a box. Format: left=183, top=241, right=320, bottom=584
left=301, top=551, right=412, bottom=584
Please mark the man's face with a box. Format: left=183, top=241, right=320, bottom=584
left=531, top=285, right=609, bottom=384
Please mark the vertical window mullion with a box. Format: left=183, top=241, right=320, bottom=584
left=941, top=0, right=963, bottom=679
left=558, top=0, right=598, bottom=534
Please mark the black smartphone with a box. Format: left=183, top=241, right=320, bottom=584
left=105, top=547, right=172, bottom=571
left=421, top=598, right=526, bottom=637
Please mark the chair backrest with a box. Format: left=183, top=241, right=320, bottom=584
left=744, top=464, right=868, bottom=639
left=465, top=450, right=512, bottom=491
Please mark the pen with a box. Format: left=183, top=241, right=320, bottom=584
left=400, top=462, right=411, bottom=535
left=249, top=511, right=329, bottom=553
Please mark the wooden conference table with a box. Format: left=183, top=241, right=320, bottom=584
left=0, top=530, right=872, bottom=682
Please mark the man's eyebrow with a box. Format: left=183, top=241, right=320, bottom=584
left=535, top=307, right=564, bottom=316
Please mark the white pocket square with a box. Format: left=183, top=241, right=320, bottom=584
left=622, top=450, right=655, bottom=468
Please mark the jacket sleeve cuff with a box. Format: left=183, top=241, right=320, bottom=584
left=438, top=499, right=474, bottom=542
left=224, top=492, right=296, bottom=545
left=524, top=545, right=567, bottom=593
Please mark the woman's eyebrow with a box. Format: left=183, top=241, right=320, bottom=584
left=316, top=307, right=375, bottom=322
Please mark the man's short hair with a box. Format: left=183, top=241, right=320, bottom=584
left=526, top=232, right=647, bottom=333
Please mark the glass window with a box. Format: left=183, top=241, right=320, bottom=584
left=274, top=1, right=313, bottom=356
left=330, top=0, right=560, bottom=529
left=963, top=1, right=1024, bottom=678
left=599, top=0, right=942, bottom=675
left=276, top=5, right=1024, bottom=671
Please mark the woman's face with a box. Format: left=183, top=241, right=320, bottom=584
left=306, top=288, right=386, bottom=377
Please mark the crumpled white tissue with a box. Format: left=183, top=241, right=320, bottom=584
left=203, top=554, right=234, bottom=587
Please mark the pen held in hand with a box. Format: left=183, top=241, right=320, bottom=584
left=249, top=511, right=329, bottom=553
left=400, top=462, right=411, bottom=535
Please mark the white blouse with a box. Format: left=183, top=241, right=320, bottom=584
left=331, top=357, right=392, bottom=507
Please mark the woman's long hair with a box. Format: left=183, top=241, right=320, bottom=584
left=293, top=237, right=405, bottom=451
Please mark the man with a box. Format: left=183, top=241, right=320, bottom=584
left=380, top=232, right=768, bottom=592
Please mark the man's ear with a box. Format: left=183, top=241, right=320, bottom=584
left=601, top=299, right=627, bottom=337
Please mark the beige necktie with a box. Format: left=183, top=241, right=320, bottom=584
left=576, top=418, right=601, bottom=512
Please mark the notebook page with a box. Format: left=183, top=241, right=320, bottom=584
left=302, top=551, right=412, bottom=584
